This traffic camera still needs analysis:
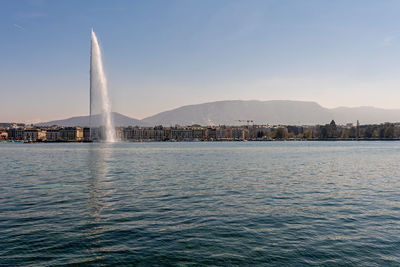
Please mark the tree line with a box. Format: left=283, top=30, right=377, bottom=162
left=267, top=120, right=400, bottom=140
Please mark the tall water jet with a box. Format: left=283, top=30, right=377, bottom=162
left=90, top=29, right=115, bottom=142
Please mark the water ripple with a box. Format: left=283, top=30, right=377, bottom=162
left=1, top=141, right=400, bottom=265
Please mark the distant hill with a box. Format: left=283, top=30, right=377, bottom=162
left=141, top=100, right=334, bottom=125
left=36, top=112, right=146, bottom=127
left=36, top=100, right=400, bottom=126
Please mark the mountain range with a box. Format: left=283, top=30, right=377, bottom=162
left=36, top=100, right=400, bottom=126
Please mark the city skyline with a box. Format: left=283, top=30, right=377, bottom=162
left=2, top=0, right=400, bottom=123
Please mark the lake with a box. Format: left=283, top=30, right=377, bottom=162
left=1, top=141, right=400, bottom=265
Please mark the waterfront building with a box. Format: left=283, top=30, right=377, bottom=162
left=142, top=127, right=155, bottom=140
left=231, top=127, right=245, bottom=140
left=59, top=127, right=83, bottom=141
left=46, top=129, right=60, bottom=141
left=216, top=127, right=229, bottom=140
left=7, top=127, right=24, bottom=140
left=83, top=127, right=90, bottom=141
left=192, top=127, right=206, bottom=140
left=24, top=129, right=41, bottom=141
left=153, top=126, right=167, bottom=141
left=121, top=126, right=166, bottom=141
left=132, top=127, right=145, bottom=140
left=163, top=128, right=171, bottom=140
left=171, top=127, right=193, bottom=141
left=206, top=127, right=217, bottom=140
left=122, top=126, right=134, bottom=141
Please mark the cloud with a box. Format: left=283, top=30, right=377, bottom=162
left=13, top=24, right=25, bottom=30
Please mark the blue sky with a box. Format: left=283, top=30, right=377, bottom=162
left=1, top=0, right=400, bottom=122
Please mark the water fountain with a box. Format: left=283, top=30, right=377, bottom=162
left=90, top=29, right=116, bottom=142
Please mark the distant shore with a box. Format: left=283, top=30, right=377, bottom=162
left=2, top=120, right=400, bottom=142
left=2, top=138, right=400, bottom=143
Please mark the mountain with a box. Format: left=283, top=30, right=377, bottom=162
left=141, top=100, right=400, bottom=125
left=142, top=100, right=335, bottom=125
left=36, top=100, right=400, bottom=127
left=36, top=112, right=146, bottom=127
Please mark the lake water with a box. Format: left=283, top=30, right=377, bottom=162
left=1, top=141, right=400, bottom=265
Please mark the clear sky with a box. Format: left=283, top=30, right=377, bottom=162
left=2, top=0, right=400, bottom=122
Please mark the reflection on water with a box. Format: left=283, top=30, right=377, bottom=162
left=85, top=143, right=115, bottom=262
left=87, top=144, right=110, bottom=219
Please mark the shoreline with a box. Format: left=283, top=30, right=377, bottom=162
left=2, top=138, right=400, bottom=143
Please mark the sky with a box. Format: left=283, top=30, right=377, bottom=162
left=2, top=0, right=400, bottom=122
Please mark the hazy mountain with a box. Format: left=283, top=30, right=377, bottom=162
left=142, top=100, right=335, bottom=125
left=36, top=112, right=146, bottom=127
left=142, top=100, right=400, bottom=125
left=36, top=100, right=400, bottom=127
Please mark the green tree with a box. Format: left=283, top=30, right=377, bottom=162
left=384, top=125, right=395, bottom=138
left=303, top=129, right=313, bottom=139
left=364, top=126, right=374, bottom=138
left=320, top=126, right=328, bottom=138
left=275, top=127, right=287, bottom=139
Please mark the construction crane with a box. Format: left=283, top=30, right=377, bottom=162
left=237, top=120, right=254, bottom=127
